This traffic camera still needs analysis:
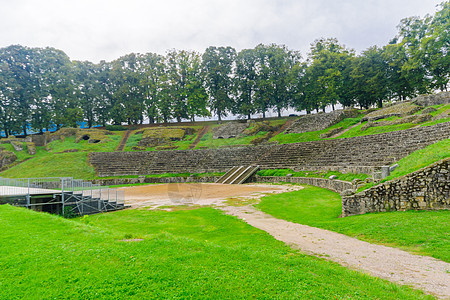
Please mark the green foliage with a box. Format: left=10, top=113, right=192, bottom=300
left=0, top=205, right=432, bottom=299
left=256, top=185, right=450, bottom=262
left=62, top=206, right=78, bottom=218
left=105, top=125, right=127, bottom=131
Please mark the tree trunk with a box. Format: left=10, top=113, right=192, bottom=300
left=377, top=99, right=383, bottom=108
left=332, top=103, right=335, bottom=111
left=217, top=110, right=222, bottom=121
left=277, top=107, right=281, bottom=118
left=262, top=111, right=266, bottom=119
left=306, top=110, right=311, bottom=114
left=247, top=114, right=251, bottom=120
left=22, top=124, right=28, bottom=137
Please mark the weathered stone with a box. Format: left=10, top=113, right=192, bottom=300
left=10, top=141, right=23, bottom=152
left=0, top=151, right=17, bottom=169
left=390, top=163, right=399, bottom=172
left=285, top=109, right=358, bottom=134
left=413, top=91, right=450, bottom=106
left=381, top=166, right=390, bottom=179
left=26, top=142, right=36, bottom=155
left=342, top=158, right=449, bottom=216
left=213, top=122, right=249, bottom=139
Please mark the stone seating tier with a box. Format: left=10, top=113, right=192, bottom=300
left=89, top=122, right=449, bottom=176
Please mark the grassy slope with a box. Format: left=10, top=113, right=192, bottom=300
left=358, top=139, right=450, bottom=191
left=256, top=185, right=450, bottom=262
left=0, top=205, right=432, bottom=299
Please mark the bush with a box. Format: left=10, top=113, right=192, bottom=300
left=105, top=125, right=127, bottom=131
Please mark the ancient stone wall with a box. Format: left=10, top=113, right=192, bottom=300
left=250, top=176, right=353, bottom=193
left=413, top=91, right=450, bottom=106
left=0, top=151, right=17, bottom=170
left=342, top=158, right=450, bottom=217
left=284, top=109, right=359, bottom=134
left=91, top=176, right=220, bottom=186
left=89, top=122, right=450, bottom=176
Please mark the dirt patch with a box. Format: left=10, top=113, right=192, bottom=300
left=119, top=183, right=298, bottom=208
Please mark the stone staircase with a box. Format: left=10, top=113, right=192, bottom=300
left=216, top=166, right=259, bottom=184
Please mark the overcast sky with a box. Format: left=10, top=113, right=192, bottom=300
left=0, top=0, right=443, bottom=63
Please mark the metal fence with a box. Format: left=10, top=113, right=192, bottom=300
left=0, top=177, right=125, bottom=216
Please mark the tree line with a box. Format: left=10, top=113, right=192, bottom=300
left=0, top=1, right=448, bottom=136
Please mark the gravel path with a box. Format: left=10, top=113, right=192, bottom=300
left=220, top=205, right=450, bottom=299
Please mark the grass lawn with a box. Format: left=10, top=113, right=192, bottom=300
left=0, top=152, right=96, bottom=179
left=0, top=205, right=433, bottom=299
left=256, top=185, right=450, bottom=262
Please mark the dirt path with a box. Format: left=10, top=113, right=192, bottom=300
left=116, top=130, right=131, bottom=151
left=328, top=121, right=361, bottom=138
left=120, top=183, right=450, bottom=298
left=189, top=126, right=210, bottom=149
left=220, top=205, right=450, bottom=299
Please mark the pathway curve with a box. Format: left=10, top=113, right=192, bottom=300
left=220, top=205, right=450, bottom=299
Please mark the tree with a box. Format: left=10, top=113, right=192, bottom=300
left=139, top=53, right=164, bottom=123
left=73, top=61, right=101, bottom=128
left=420, top=1, right=450, bottom=91
left=254, top=44, right=301, bottom=117
left=202, top=46, right=236, bottom=121
left=110, top=54, right=146, bottom=125
left=305, top=38, right=355, bottom=111
left=351, top=46, right=389, bottom=108
left=233, top=48, right=258, bottom=119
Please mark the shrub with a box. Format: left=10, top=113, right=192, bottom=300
left=105, top=125, right=127, bottom=131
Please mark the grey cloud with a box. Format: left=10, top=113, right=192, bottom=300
left=0, top=0, right=442, bottom=62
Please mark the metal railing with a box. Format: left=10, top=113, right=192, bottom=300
left=0, top=177, right=125, bottom=216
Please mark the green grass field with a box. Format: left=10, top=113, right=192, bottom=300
left=256, top=185, right=450, bottom=262
left=0, top=204, right=433, bottom=299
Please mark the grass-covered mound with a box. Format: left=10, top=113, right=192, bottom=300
left=357, top=139, right=450, bottom=191
left=256, top=185, right=450, bottom=262
left=0, top=205, right=432, bottom=299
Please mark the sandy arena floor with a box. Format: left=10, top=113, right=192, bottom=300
left=118, top=183, right=298, bottom=208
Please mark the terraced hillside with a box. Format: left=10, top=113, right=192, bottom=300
left=0, top=94, right=449, bottom=180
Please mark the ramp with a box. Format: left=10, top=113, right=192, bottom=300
left=216, top=166, right=259, bottom=184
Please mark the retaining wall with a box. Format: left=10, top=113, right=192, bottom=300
left=91, top=175, right=352, bottom=195
left=250, top=176, right=353, bottom=193
left=342, top=158, right=450, bottom=216
left=91, top=176, right=220, bottom=186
